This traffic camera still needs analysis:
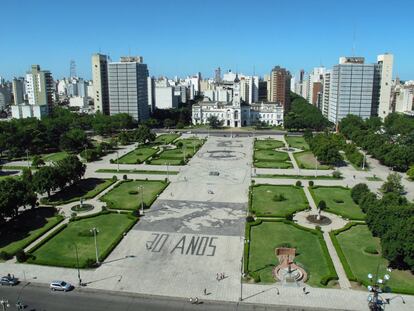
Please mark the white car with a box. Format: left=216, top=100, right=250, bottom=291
left=50, top=281, right=72, bottom=292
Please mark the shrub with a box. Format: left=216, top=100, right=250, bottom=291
left=250, top=272, right=261, bottom=283
left=78, top=229, right=94, bottom=237
left=246, top=215, right=255, bottom=223
left=351, top=183, right=370, bottom=204
left=16, top=250, right=27, bottom=263
left=332, top=170, right=342, bottom=178
left=364, top=246, right=379, bottom=255
left=295, top=180, right=302, bottom=187
left=145, top=160, right=151, bottom=164
left=128, top=190, right=138, bottom=195
left=0, top=251, right=11, bottom=260
left=273, top=193, right=286, bottom=202
left=308, top=180, right=314, bottom=187
left=110, top=159, right=114, bottom=164
left=112, top=175, right=118, bottom=182
left=276, top=242, right=293, bottom=248
left=176, top=142, right=183, bottom=148
left=85, top=258, right=96, bottom=268
left=123, top=174, right=127, bottom=180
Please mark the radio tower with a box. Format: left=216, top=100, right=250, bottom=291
left=70, top=60, right=77, bottom=78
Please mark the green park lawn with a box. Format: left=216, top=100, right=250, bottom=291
left=118, top=146, right=158, bottom=164
left=150, top=138, right=204, bottom=165
left=100, top=180, right=167, bottom=210
left=285, top=136, right=309, bottom=150
left=96, top=169, right=179, bottom=175
left=335, top=225, right=414, bottom=294
left=251, top=185, right=308, bottom=217
left=294, top=151, right=331, bottom=170
left=254, top=139, right=285, bottom=150
left=0, top=207, right=63, bottom=256
left=154, top=133, right=180, bottom=144
left=41, top=178, right=116, bottom=205
left=254, top=149, right=292, bottom=169
left=0, top=172, right=19, bottom=180
left=310, top=186, right=365, bottom=220
left=41, top=151, right=70, bottom=162
left=248, top=221, right=334, bottom=286
left=28, top=213, right=136, bottom=268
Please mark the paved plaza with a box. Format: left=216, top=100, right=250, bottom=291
left=1, top=134, right=413, bottom=310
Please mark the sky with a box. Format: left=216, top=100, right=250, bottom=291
left=1, top=0, right=413, bottom=81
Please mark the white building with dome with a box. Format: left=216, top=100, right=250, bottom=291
left=192, top=75, right=284, bottom=127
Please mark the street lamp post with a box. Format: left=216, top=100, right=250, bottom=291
left=315, top=156, right=318, bottom=178
left=73, top=243, right=82, bottom=286
left=362, top=153, right=366, bottom=170
left=116, top=150, right=120, bottom=172
left=139, top=185, right=144, bottom=215
left=366, top=268, right=401, bottom=311
left=90, top=227, right=100, bottom=265
left=0, top=298, right=9, bottom=311
left=165, top=162, right=169, bottom=182
left=25, top=149, right=29, bottom=168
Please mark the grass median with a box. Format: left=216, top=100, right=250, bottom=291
left=100, top=179, right=168, bottom=210
left=250, top=185, right=308, bottom=217
left=28, top=212, right=137, bottom=268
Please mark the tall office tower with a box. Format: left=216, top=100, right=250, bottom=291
left=239, top=77, right=249, bottom=103
left=214, top=67, right=221, bottom=83
left=0, top=85, right=11, bottom=110
left=147, top=76, right=156, bottom=113
left=377, top=54, right=394, bottom=119
left=12, top=77, right=25, bottom=105
left=25, top=65, right=54, bottom=107
left=269, top=66, right=291, bottom=110
left=258, top=80, right=267, bottom=102
left=92, top=53, right=110, bottom=114
left=328, top=57, right=376, bottom=124
left=248, top=76, right=259, bottom=103
left=321, top=70, right=331, bottom=118
left=108, top=56, right=149, bottom=121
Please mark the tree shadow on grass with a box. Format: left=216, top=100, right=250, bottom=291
left=0, top=206, right=57, bottom=249
left=45, top=178, right=106, bottom=203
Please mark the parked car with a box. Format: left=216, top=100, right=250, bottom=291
left=50, top=281, right=72, bottom=292
left=0, top=275, right=19, bottom=286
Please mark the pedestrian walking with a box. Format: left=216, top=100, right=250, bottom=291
left=204, top=288, right=207, bottom=295
left=303, top=286, right=306, bottom=294
left=216, top=273, right=219, bottom=281
left=189, top=297, right=193, bottom=304
left=195, top=297, right=199, bottom=304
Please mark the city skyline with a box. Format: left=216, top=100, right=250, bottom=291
left=1, top=0, right=413, bottom=80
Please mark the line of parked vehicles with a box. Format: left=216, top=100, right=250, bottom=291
left=1, top=274, right=73, bottom=292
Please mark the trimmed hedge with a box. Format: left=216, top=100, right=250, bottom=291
left=27, top=223, right=68, bottom=254
left=329, top=223, right=360, bottom=282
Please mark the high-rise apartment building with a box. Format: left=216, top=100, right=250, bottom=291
left=12, top=77, right=25, bottom=105
left=11, top=65, right=53, bottom=119
left=328, top=57, right=377, bottom=124
left=377, top=54, right=393, bottom=119
left=269, top=66, right=291, bottom=110
left=92, top=53, right=110, bottom=114
left=108, top=56, right=149, bottom=121
left=26, top=65, right=54, bottom=107
left=321, top=70, right=331, bottom=118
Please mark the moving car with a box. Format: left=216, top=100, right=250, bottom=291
left=50, top=281, right=72, bottom=291
left=0, top=275, right=19, bottom=286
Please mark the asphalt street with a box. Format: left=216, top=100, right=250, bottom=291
left=0, top=283, right=334, bottom=311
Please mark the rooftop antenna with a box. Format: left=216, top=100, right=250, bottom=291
left=253, top=65, right=256, bottom=76
left=352, top=24, right=356, bottom=56
left=70, top=60, right=76, bottom=78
